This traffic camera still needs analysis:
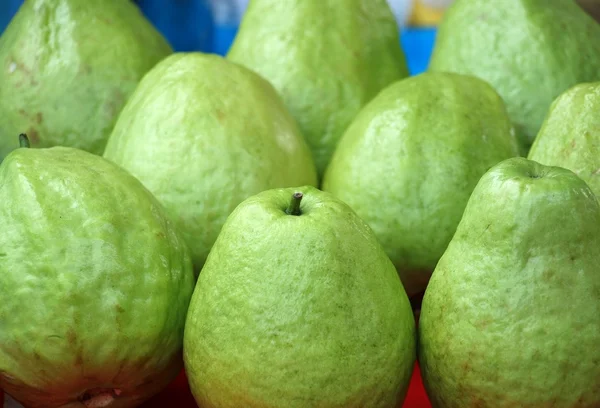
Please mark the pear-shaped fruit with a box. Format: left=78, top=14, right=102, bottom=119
left=528, top=82, right=600, bottom=197
left=0, top=135, right=195, bottom=408
left=322, top=72, right=520, bottom=297
left=226, top=0, right=409, bottom=179
left=0, top=0, right=172, bottom=160
left=103, top=53, right=318, bottom=270
left=183, top=186, right=416, bottom=408
left=419, top=157, right=600, bottom=408
left=428, top=0, right=600, bottom=151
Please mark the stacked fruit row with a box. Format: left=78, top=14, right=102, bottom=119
left=1, top=0, right=599, bottom=407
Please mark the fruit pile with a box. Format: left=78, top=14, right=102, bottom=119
left=1, top=0, right=599, bottom=408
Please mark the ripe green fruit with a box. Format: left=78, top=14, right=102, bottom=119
left=428, top=0, right=600, bottom=151
left=227, top=0, right=409, bottom=179
left=184, top=186, right=416, bottom=408
left=103, top=53, right=318, bottom=271
left=322, top=72, right=520, bottom=297
left=0, top=0, right=172, bottom=159
left=0, top=136, right=195, bottom=408
left=528, top=82, right=600, bottom=198
left=419, top=157, right=600, bottom=407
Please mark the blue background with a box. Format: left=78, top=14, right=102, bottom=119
left=0, top=0, right=436, bottom=75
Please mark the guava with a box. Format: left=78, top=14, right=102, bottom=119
left=322, top=72, right=520, bottom=297
left=184, top=186, right=416, bottom=408
left=428, top=0, right=600, bottom=151
left=227, top=0, right=409, bottom=179
left=0, top=0, right=172, bottom=160
left=419, top=157, right=600, bottom=407
left=103, top=53, right=318, bottom=270
left=0, top=135, right=196, bottom=408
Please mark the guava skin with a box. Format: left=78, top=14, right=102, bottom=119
left=103, top=53, right=318, bottom=271
left=322, top=72, right=520, bottom=297
left=0, top=0, right=173, bottom=160
left=227, top=0, right=409, bottom=179
left=419, top=157, right=600, bottom=408
left=0, top=145, right=196, bottom=408
left=528, top=82, right=600, bottom=198
left=428, top=0, right=600, bottom=151
left=183, top=186, right=417, bottom=408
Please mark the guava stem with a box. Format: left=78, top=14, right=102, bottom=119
left=19, top=133, right=30, bottom=148
left=286, top=192, right=303, bottom=216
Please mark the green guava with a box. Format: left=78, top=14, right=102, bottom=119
left=419, top=157, right=600, bottom=407
left=0, top=0, right=172, bottom=160
left=227, top=0, right=409, bottom=179
left=428, top=0, right=600, bottom=152
left=322, top=72, right=520, bottom=297
left=528, top=82, right=600, bottom=198
left=0, top=135, right=196, bottom=408
left=103, top=53, right=318, bottom=271
left=183, top=186, right=416, bottom=408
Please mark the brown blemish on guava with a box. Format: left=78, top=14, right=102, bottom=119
left=66, top=329, right=77, bottom=346
left=7, top=59, right=31, bottom=76
left=35, top=112, right=43, bottom=124
left=8, top=59, right=38, bottom=87
left=542, top=269, right=556, bottom=281
left=592, top=168, right=600, bottom=175
left=470, top=396, right=486, bottom=407
left=26, top=128, right=40, bottom=145
left=98, top=16, right=113, bottom=26
left=79, top=64, right=93, bottom=75
left=105, top=89, right=126, bottom=120
left=574, top=395, right=586, bottom=406
left=474, top=318, right=491, bottom=329
left=116, top=304, right=124, bottom=313
left=461, top=350, right=478, bottom=376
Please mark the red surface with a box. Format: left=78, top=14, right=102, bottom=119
left=141, top=364, right=431, bottom=408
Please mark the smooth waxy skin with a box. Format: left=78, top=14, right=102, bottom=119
left=322, top=72, right=520, bottom=297
left=227, top=0, right=409, bottom=179
left=428, top=0, right=600, bottom=151
left=0, top=146, right=196, bottom=408
left=183, top=186, right=416, bottom=408
left=528, top=82, right=600, bottom=197
left=419, top=158, right=600, bottom=407
left=103, top=53, right=318, bottom=270
left=0, top=0, right=172, bottom=159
